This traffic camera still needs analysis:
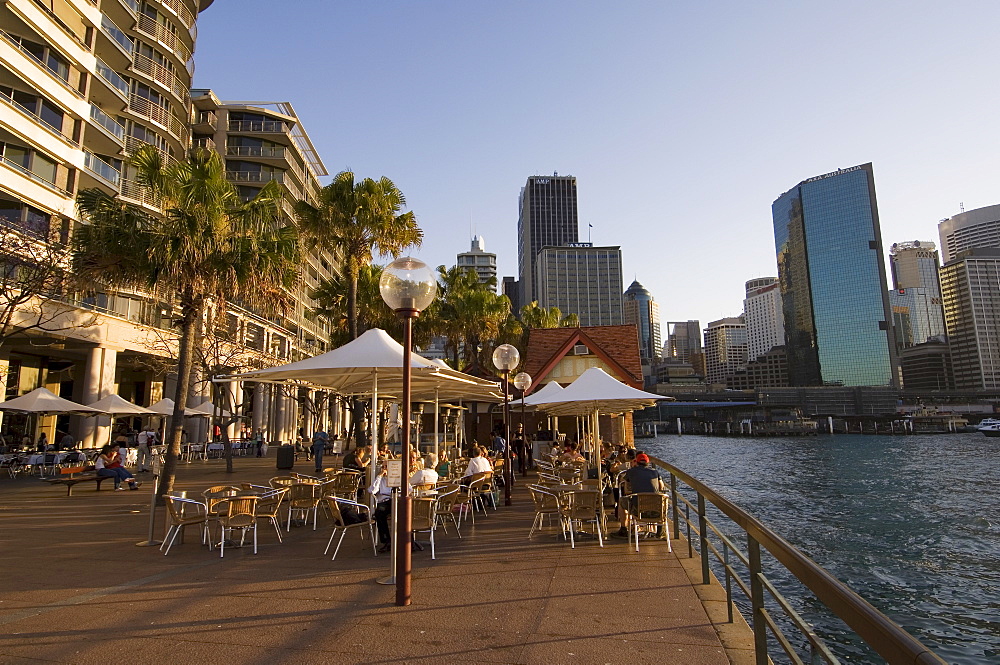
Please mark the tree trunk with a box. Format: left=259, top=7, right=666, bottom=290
left=158, top=291, right=201, bottom=502
left=347, top=271, right=358, bottom=341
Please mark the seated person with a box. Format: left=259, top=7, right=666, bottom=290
left=618, top=453, right=665, bottom=536
left=343, top=444, right=371, bottom=472
left=435, top=453, right=451, bottom=479
left=95, top=444, right=140, bottom=491
left=559, top=442, right=586, bottom=464
left=409, top=453, right=439, bottom=492
left=461, top=446, right=493, bottom=484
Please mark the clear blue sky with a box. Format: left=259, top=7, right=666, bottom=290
left=193, top=1, right=1000, bottom=333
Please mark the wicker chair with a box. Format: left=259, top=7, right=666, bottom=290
left=433, top=488, right=463, bottom=538
left=562, top=489, right=604, bottom=548
left=626, top=492, right=671, bottom=552
left=254, top=488, right=288, bottom=543
left=161, top=496, right=210, bottom=555
left=323, top=496, right=377, bottom=560
left=527, top=484, right=565, bottom=538
left=286, top=483, right=322, bottom=531
left=411, top=497, right=438, bottom=559
left=217, top=495, right=259, bottom=557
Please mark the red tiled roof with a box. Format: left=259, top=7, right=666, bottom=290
left=522, top=325, right=643, bottom=390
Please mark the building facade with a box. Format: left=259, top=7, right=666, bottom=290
left=517, top=173, right=578, bottom=305
left=703, top=317, right=747, bottom=385
left=0, top=2, right=340, bottom=447
left=887, top=240, right=946, bottom=350
left=456, top=235, right=497, bottom=290
left=622, top=279, right=661, bottom=363
left=772, top=163, right=898, bottom=387
left=743, top=277, right=784, bottom=362
left=939, top=248, right=1000, bottom=390
left=535, top=244, right=623, bottom=327
left=938, top=204, right=1000, bottom=264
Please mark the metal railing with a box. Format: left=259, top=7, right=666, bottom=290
left=228, top=119, right=289, bottom=133
left=131, top=51, right=188, bottom=104
left=119, top=177, right=162, bottom=209
left=0, top=155, right=67, bottom=194
left=0, top=91, right=75, bottom=145
left=135, top=12, right=193, bottom=63
left=226, top=145, right=286, bottom=159
left=95, top=57, right=129, bottom=98
left=89, top=104, right=125, bottom=142
left=123, top=135, right=174, bottom=165
left=83, top=151, right=121, bottom=187
left=647, top=454, right=947, bottom=665
left=127, top=94, right=187, bottom=143
left=0, top=31, right=81, bottom=96
left=225, top=170, right=284, bottom=184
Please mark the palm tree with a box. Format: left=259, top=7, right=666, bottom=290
left=311, top=264, right=400, bottom=347
left=295, top=171, right=422, bottom=340
left=434, top=265, right=517, bottom=370
left=520, top=301, right=579, bottom=329
left=73, top=146, right=299, bottom=498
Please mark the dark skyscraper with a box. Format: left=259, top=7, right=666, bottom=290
left=517, top=174, right=578, bottom=305
left=772, top=163, right=898, bottom=387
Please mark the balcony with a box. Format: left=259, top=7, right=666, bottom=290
left=93, top=57, right=129, bottom=100
left=83, top=151, right=121, bottom=188
left=226, top=145, right=286, bottom=159
left=100, top=14, right=133, bottom=58
left=131, top=51, right=188, bottom=105
left=89, top=104, right=125, bottom=144
left=135, top=12, right=193, bottom=65
left=228, top=119, right=289, bottom=134
left=192, top=136, right=216, bottom=151
left=119, top=177, right=162, bottom=210
left=225, top=171, right=284, bottom=184
left=127, top=94, right=187, bottom=144
left=149, top=0, right=196, bottom=33
left=123, top=135, right=174, bottom=165
left=191, top=109, right=217, bottom=133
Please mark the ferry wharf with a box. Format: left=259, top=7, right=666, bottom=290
left=0, top=457, right=753, bottom=664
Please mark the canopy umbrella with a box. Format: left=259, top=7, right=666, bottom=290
left=0, top=387, right=105, bottom=415
left=85, top=394, right=157, bottom=448
left=188, top=400, right=234, bottom=418
left=147, top=398, right=200, bottom=417
left=510, top=380, right=565, bottom=408
left=530, top=367, right=670, bottom=491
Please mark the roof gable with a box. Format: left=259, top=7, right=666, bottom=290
left=522, top=325, right=643, bottom=390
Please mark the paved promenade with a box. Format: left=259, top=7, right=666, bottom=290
left=0, top=457, right=754, bottom=664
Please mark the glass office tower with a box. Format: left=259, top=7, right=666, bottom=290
left=772, top=163, right=898, bottom=387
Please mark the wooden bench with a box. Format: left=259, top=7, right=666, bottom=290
left=44, top=466, right=112, bottom=496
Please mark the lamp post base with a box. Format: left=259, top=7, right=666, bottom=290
left=376, top=576, right=396, bottom=585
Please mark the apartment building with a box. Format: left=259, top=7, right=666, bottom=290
left=0, top=1, right=336, bottom=446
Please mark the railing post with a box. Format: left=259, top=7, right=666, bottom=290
left=724, top=543, right=733, bottom=623
left=748, top=535, right=769, bottom=665
left=670, top=474, right=679, bottom=541
left=698, top=493, right=710, bottom=585
left=684, top=501, right=692, bottom=558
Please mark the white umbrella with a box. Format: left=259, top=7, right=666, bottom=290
left=530, top=367, right=668, bottom=417
left=0, top=387, right=104, bottom=415
left=86, top=394, right=157, bottom=415
left=147, top=398, right=200, bottom=417
left=510, top=380, right=565, bottom=408
left=188, top=400, right=234, bottom=418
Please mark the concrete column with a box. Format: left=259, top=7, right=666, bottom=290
left=252, top=383, right=265, bottom=432
left=226, top=380, right=243, bottom=438
left=273, top=390, right=287, bottom=444
left=0, top=354, right=8, bottom=433
left=77, top=346, right=117, bottom=447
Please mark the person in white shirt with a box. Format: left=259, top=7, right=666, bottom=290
left=369, top=465, right=394, bottom=552
left=409, top=454, right=439, bottom=494
left=462, top=446, right=493, bottom=484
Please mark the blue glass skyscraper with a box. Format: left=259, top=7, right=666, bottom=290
left=772, top=163, right=898, bottom=387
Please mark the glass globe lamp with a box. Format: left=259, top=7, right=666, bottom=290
left=513, top=372, right=531, bottom=391
left=379, top=256, right=437, bottom=312
left=492, top=344, right=520, bottom=372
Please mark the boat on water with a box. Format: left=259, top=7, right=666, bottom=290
left=980, top=423, right=1000, bottom=437
left=976, top=417, right=1000, bottom=431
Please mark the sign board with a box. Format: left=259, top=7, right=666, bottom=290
left=386, top=459, right=403, bottom=488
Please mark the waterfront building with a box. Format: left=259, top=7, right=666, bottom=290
left=535, top=244, right=623, bottom=327
left=703, top=317, right=747, bottom=385
left=887, top=241, right=946, bottom=350
left=743, top=277, right=784, bottom=362
left=898, top=339, right=954, bottom=392
left=456, top=235, right=497, bottom=291
left=757, top=386, right=899, bottom=416
left=0, top=2, right=337, bottom=446
left=622, top=280, right=661, bottom=363
left=939, top=247, right=1000, bottom=390
left=517, top=173, right=578, bottom=305
left=772, top=163, right=898, bottom=387
left=726, top=346, right=788, bottom=391
left=937, top=203, right=1000, bottom=264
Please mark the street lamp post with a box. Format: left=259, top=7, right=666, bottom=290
left=379, top=256, right=437, bottom=608
left=513, top=372, right=531, bottom=478
left=492, top=344, right=519, bottom=506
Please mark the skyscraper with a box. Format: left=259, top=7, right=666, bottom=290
left=772, top=163, right=898, bottom=387
left=937, top=204, right=1000, bottom=264
left=665, top=321, right=702, bottom=363
left=703, top=317, right=747, bottom=385
left=535, top=244, right=623, bottom=326
left=623, top=280, right=661, bottom=362
left=456, top=235, right=497, bottom=290
left=939, top=248, right=1000, bottom=390
left=887, top=241, right=946, bottom=348
left=517, top=174, right=578, bottom=304
left=743, top=277, right=784, bottom=362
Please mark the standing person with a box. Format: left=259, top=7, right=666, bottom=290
left=491, top=428, right=507, bottom=458
left=369, top=463, right=393, bottom=553
left=512, top=425, right=526, bottom=474
left=312, top=430, right=329, bottom=473
left=254, top=429, right=264, bottom=457
left=135, top=428, right=154, bottom=473
left=36, top=432, right=48, bottom=452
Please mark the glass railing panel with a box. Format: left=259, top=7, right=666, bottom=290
left=89, top=104, right=125, bottom=141
left=83, top=151, right=121, bottom=186
left=100, top=15, right=133, bottom=55
left=95, top=58, right=129, bottom=97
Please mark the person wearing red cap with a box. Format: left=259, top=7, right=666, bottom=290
left=617, top=452, right=665, bottom=537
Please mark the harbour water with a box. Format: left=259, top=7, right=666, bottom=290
left=643, top=432, right=999, bottom=665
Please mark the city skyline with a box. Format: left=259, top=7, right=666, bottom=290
left=191, top=2, right=1000, bottom=328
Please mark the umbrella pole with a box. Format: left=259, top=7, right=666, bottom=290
left=434, top=389, right=439, bottom=463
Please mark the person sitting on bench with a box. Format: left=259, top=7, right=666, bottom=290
left=95, top=444, right=139, bottom=491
